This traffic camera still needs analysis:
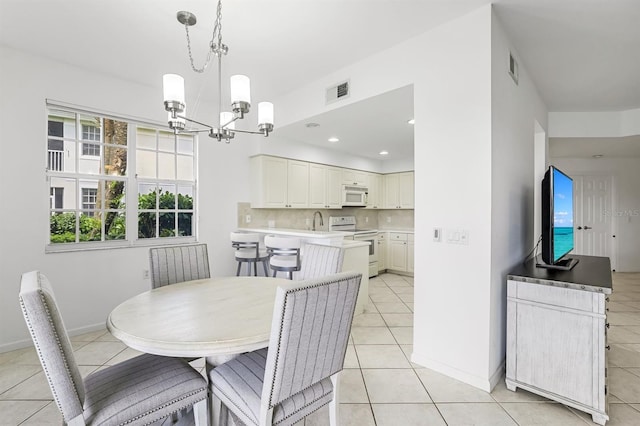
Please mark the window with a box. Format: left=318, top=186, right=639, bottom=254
left=82, top=124, right=101, bottom=156
left=46, top=105, right=197, bottom=248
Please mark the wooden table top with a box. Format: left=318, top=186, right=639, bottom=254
left=107, top=276, right=289, bottom=358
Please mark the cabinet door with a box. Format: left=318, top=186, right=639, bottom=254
left=389, top=239, right=407, bottom=271
left=309, top=163, right=327, bottom=209
left=378, top=234, right=387, bottom=271
left=255, top=156, right=287, bottom=208
left=407, top=235, right=414, bottom=273
left=326, top=166, right=343, bottom=208
left=384, top=174, right=399, bottom=208
left=342, top=169, right=367, bottom=186
left=367, top=173, right=382, bottom=209
left=398, top=172, right=415, bottom=209
left=287, top=160, right=310, bottom=208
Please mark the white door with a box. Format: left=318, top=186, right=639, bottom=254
left=573, top=175, right=615, bottom=267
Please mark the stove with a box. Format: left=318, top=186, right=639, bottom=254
left=329, top=216, right=379, bottom=277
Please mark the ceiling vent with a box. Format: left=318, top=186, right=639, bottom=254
left=326, top=80, right=350, bottom=104
left=508, top=51, right=519, bottom=85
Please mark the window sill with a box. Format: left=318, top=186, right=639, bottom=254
left=45, top=236, right=198, bottom=253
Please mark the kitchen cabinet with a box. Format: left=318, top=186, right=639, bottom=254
left=309, top=164, right=342, bottom=209
left=342, top=169, right=368, bottom=186
left=384, top=172, right=414, bottom=209
left=506, top=255, right=611, bottom=425
left=377, top=232, right=387, bottom=271
left=388, top=232, right=408, bottom=272
left=366, top=172, right=383, bottom=209
left=407, top=233, right=414, bottom=273
left=250, top=156, right=309, bottom=208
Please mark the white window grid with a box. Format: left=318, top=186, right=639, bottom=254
left=46, top=104, right=198, bottom=251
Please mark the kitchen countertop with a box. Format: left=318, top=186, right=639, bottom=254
left=240, top=227, right=353, bottom=239
left=378, top=229, right=415, bottom=233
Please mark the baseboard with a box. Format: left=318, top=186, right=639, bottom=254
left=1, top=322, right=106, bottom=354
left=411, top=351, right=505, bottom=392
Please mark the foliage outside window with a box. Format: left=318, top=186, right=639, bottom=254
left=46, top=106, right=196, bottom=248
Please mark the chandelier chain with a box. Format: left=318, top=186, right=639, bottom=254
left=184, top=0, right=224, bottom=74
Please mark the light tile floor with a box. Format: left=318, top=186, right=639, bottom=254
left=3, top=272, right=640, bottom=425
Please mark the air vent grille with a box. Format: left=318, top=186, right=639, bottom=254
left=326, top=80, right=350, bottom=104
left=508, top=51, right=519, bottom=85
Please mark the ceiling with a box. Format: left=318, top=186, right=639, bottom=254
left=1, top=0, right=639, bottom=161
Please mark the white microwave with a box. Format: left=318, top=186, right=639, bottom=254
left=342, top=185, right=368, bottom=207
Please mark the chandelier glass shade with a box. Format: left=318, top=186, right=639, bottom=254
left=162, top=0, right=274, bottom=142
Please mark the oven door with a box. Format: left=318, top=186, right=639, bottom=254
left=353, top=233, right=378, bottom=263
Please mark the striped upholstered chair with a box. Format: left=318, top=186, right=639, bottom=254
left=149, top=243, right=210, bottom=288
left=209, top=271, right=362, bottom=426
left=296, top=243, right=345, bottom=280
left=19, top=271, right=208, bottom=425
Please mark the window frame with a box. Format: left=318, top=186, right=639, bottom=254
left=45, top=101, right=198, bottom=252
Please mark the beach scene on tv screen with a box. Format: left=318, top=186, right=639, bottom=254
left=553, top=169, right=574, bottom=261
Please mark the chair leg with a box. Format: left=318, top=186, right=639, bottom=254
left=254, top=260, right=258, bottom=276
left=329, top=373, right=340, bottom=426
left=246, top=261, right=252, bottom=276
left=272, top=269, right=277, bottom=278
left=262, top=260, right=269, bottom=277
left=236, top=261, right=241, bottom=277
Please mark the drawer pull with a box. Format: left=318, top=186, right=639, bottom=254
left=606, top=345, right=611, bottom=351
left=606, top=323, right=610, bottom=329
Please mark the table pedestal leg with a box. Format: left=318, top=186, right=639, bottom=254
left=205, top=355, right=240, bottom=426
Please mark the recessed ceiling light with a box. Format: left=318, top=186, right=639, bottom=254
left=305, top=122, right=320, bottom=128
left=328, top=137, right=339, bottom=143
left=379, top=150, right=389, bottom=155
left=592, top=154, right=603, bottom=158
left=407, top=119, right=415, bottom=125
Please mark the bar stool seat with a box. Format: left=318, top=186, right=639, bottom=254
left=264, top=235, right=301, bottom=280
left=231, top=232, right=269, bottom=276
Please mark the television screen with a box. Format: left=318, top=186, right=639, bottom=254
left=541, top=166, right=575, bottom=266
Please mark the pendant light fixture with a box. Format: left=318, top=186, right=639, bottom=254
left=162, top=0, right=274, bottom=142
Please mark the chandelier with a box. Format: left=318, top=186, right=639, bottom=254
left=162, top=0, right=274, bottom=142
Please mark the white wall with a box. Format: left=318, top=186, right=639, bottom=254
left=550, top=157, right=640, bottom=272
left=0, top=46, right=250, bottom=350
left=549, top=108, right=640, bottom=138
left=488, top=12, right=548, bottom=385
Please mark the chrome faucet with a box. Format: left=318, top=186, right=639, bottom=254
left=312, top=211, right=324, bottom=231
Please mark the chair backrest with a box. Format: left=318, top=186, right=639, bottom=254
left=19, top=271, right=85, bottom=423
left=260, top=271, right=362, bottom=414
left=230, top=232, right=261, bottom=258
left=149, top=243, right=210, bottom=288
left=264, top=235, right=301, bottom=261
left=297, top=243, right=345, bottom=280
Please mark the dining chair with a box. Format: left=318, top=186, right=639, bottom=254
left=296, top=243, right=344, bottom=280
left=209, top=271, right=362, bottom=426
left=264, top=235, right=301, bottom=280
left=19, top=270, right=208, bottom=425
left=230, top=232, right=270, bottom=276
left=149, top=243, right=210, bottom=288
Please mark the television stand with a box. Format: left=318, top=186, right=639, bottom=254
left=536, top=257, right=579, bottom=271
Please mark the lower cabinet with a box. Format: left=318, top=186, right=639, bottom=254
left=506, top=276, right=609, bottom=425
left=378, top=233, right=387, bottom=272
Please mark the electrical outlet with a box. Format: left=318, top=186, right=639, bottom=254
left=245, top=215, right=251, bottom=223
left=143, top=269, right=150, bottom=279
left=433, top=227, right=442, bottom=242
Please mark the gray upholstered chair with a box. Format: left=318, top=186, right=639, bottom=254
left=209, top=271, right=362, bottom=426
left=149, top=243, right=210, bottom=288
left=296, top=243, right=345, bottom=280
left=19, top=270, right=208, bottom=425
left=264, top=235, right=301, bottom=280
left=230, top=232, right=270, bottom=276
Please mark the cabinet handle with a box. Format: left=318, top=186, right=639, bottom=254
left=606, top=345, right=611, bottom=351
left=606, top=323, right=610, bottom=329
left=606, top=297, right=610, bottom=302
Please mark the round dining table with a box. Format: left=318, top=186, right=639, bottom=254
left=107, top=276, right=290, bottom=362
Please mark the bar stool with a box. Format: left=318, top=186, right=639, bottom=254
left=264, top=235, right=301, bottom=280
left=230, top=232, right=270, bottom=276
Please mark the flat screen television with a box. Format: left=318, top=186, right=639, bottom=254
left=539, top=166, right=579, bottom=270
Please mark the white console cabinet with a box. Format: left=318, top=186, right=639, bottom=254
left=506, top=255, right=612, bottom=425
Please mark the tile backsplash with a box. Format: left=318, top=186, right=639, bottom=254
left=237, top=203, right=414, bottom=231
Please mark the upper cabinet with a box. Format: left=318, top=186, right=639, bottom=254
left=251, top=155, right=413, bottom=210
left=342, top=169, right=368, bottom=186
left=384, top=172, right=414, bottom=209
left=251, top=156, right=309, bottom=208
left=366, top=172, right=383, bottom=209
left=309, top=163, right=342, bottom=209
